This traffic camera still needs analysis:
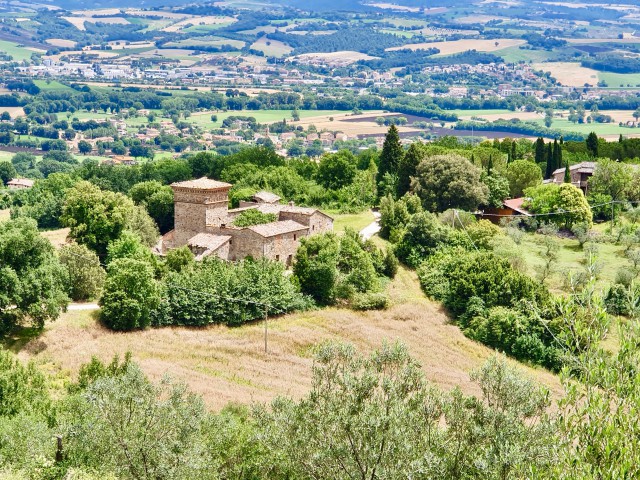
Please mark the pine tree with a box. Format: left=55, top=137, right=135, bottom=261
left=535, top=137, right=546, bottom=164
left=564, top=159, right=571, bottom=183
left=376, top=125, right=403, bottom=199
left=545, top=142, right=554, bottom=179
left=396, top=142, right=422, bottom=198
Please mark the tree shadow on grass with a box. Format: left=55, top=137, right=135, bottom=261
left=1, top=325, right=43, bottom=354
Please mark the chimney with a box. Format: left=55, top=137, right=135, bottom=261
left=289, top=201, right=295, bottom=206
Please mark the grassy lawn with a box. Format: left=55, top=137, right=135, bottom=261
left=535, top=117, right=629, bottom=136
left=75, top=155, right=114, bottom=163
left=598, top=71, right=640, bottom=88
left=330, top=210, right=375, bottom=233
left=0, top=209, right=10, bottom=222
left=33, top=80, right=73, bottom=92
left=69, top=111, right=114, bottom=121
left=498, top=46, right=557, bottom=63
left=0, top=150, right=15, bottom=162
left=0, top=40, right=43, bottom=62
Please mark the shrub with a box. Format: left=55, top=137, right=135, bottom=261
left=294, top=231, right=391, bottom=306
left=155, top=257, right=310, bottom=328
left=351, top=292, right=390, bottom=311
left=100, top=258, right=160, bottom=331
left=395, top=212, right=452, bottom=267
left=59, top=243, right=105, bottom=301
left=232, top=209, right=278, bottom=227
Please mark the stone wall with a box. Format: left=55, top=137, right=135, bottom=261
left=173, top=186, right=231, bottom=246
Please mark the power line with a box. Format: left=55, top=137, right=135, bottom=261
left=60, top=248, right=283, bottom=352
left=477, top=198, right=638, bottom=219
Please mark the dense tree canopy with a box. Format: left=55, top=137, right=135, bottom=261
left=411, top=154, right=488, bottom=212
left=0, top=217, right=68, bottom=331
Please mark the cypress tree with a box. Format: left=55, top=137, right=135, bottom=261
left=553, top=139, right=561, bottom=170
left=535, top=137, right=546, bottom=164
left=487, top=154, right=493, bottom=175
left=510, top=141, right=517, bottom=161
left=397, top=142, right=422, bottom=198
left=564, top=159, right=571, bottom=183
left=586, top=132, right=599, bottom=157
left=545, top=143, right=554, bottom=179
left=376, top=124, right=403, bottom=198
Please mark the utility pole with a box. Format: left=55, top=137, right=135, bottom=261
left=264, top=304, right=268, bottom=354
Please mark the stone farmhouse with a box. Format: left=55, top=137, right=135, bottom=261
left=158, top=177, right=333, bottom=265
left=547, top=161, right=596, bottom=194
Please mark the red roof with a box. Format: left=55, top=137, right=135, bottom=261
left=503, top=197, right=532, bottom=216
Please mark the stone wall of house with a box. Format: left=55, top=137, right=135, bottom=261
left=277, top=211, right=333, bottom=234
left=206, top=226, right=308, bottom=264
left=173, top=187, right=230, bottom=246
left=207, top=226, right=253, bottom=261
left=213, top=241, right=230, bottom=261
left=261, top=230, right=308, bottom=266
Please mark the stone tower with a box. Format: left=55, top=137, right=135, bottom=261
left=170, top=177, right=232, bottom=246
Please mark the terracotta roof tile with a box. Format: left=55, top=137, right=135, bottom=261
left=187, top=233, right=231, bottom=251
left=247, top=220, right=307, bottom=237
left=171, top=177, right=232, bottom=190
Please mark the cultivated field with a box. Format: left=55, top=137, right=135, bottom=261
left=16, top=267, right=562, bottom=410
left=0, top=40, right=45, bottom=62
left=388, top=38, right=526, bottom=55
left=250, top=37, right=293, bottom=57
left=45, top=38, right=77, bottom=48
left=0, top=107, right=25, bottom=118
left=162, top=15, right=237, bottom=33
left=533, top=62, right=600, bottom=87
left=289, top=51, right=379, bottom=65
left=62, top=16, right=130, bottom=31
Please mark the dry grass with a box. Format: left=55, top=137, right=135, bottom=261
left=41, top=228, right=70, bottom=249
left=162, top=16, right=236, bottom=33
left=17, top=266, right=562, bottom=410
left=48, top=51, right=119, bottom=62
left=63, top=16, right=130, bottom=31
left=107, top=41, right=155, bottom=50
left=250, top=37, right=293, bottom=57
left=533, top=62, right=600, bottom=87
left=124, top=9, right=191, bottom=19
left=291, top=111, right=422, bottom=137
left=45, top=39, right=77, bottom=48
left=290, top=51, right=378, bottom=65
left=0, top=107, right=23, bottom=118
left=71, top=8, right=123, bottom=16
left=388, top=38, right=525, bottom=55
left=0, top=209, right=9, bottom=222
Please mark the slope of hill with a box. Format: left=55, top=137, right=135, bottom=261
left=15, top=267, right=562, bottom=410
